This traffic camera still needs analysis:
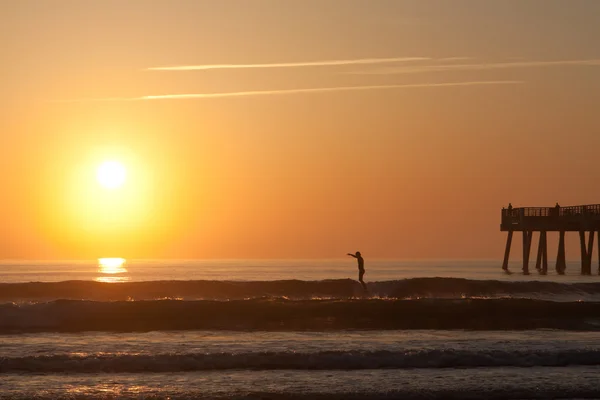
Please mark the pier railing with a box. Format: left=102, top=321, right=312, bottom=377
left=502, top=204, right=600, bottom=219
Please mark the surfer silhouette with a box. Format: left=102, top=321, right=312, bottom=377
left=347, top=251, right=367, bottom=291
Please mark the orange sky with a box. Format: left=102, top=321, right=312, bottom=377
left=2, top=0, right=600, bottom=259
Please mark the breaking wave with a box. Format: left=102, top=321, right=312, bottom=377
left=2, top=348, right=600, bottom=373
left=2, top=277, right=600, bottom=302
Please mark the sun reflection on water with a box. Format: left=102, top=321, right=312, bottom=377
left=96, top=258, right=129, bottom=283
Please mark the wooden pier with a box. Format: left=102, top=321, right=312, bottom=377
left=501, top=204, right=600, bottom=275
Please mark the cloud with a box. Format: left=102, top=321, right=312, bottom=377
left=146, top=57, right=430, bottom=71
left=353, top=59, right=600, bottom=75
left=61, top=81, right=522, bottom=102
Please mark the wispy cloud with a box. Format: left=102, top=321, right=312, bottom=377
left=146, top=57, right=430, bottom=71
left=61, top=81, right=522, bottom=102
left=437, top=57, right=474, bottom=62
left=353, top=59, right=600, bottom=75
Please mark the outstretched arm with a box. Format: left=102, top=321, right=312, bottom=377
left=347, top=253, right=357, bottom=258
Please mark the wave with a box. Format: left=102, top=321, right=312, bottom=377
left=2, top=298, right=600, bottom=332
left=2, top=348, right=600, bottom=373
left=2, top=278, right=600, bottom=302
left=4, top=390, right=600, bottom=400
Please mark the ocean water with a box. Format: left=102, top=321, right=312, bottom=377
left=2, top=259, right=600, bottom=399
left=1, top=258, right=599, bottom=283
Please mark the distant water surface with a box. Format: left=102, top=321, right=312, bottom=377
left=1, top=258, right=598, bottom=283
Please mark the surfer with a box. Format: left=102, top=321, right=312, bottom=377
left=347, top=251, right=367, bottom=291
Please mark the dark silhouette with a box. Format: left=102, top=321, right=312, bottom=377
left=500, top=203, right=600, bottom=275
left=347, top=251, right=367, bottom=290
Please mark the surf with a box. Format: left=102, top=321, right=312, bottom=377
left=3, top=348, right=600, bottom=373
left=2, top=297, right=600, bottom=332
left=2, top=277, right=600, bottom=302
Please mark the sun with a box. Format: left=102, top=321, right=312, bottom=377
left=97, top=161, right=127, bottom=189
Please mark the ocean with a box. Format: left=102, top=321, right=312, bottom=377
left=2, top=259, right=600, bottom=399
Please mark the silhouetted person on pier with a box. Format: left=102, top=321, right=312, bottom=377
left=555, top=202, right=561, bottom=217
left=347, top=251, right=367, bottom=291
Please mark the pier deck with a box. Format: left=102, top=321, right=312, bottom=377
left=500, top=204, right=600, bottom=275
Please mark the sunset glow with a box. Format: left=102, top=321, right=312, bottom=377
left=97, top=161, right=127, bottom=189
left=2, top=1, right=599, bottom=260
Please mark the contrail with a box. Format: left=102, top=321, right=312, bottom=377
left=59, top=81, right=521, bottom=102
left=353, top=59, right=600, bottom=75
left=141, top=81, right=521, bottom=100
left=146, top=57, right=430, bottom=71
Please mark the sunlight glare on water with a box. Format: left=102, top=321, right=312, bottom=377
left=96, top=258, right=129, bottom=282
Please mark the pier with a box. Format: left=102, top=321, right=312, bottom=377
left=501, top=204, right=600, bottom=275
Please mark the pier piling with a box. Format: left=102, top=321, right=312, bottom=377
left=556, top=231, right=566, bottom=275
left=502, top=231, right=513, bottom=271
left=542, top=232, right=548, bottom=274
left=579, top=231, right=595, bottom=275
left=535, top=232, right=548, bottom=274
left=589, top=231, right=595, bottom=274
left=522, top=231, right=532, bottom=274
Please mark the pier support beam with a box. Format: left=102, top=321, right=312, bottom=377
left=542, top=231, right=548, bottom=274
left=580, top=232, right=587, bottom=275
left=556, top=231, right=566, bottom=275
left=589, top=231, right=595, bottom=275
left=536, top=233, right=542, bottom=271
left=523, top=231, right=532, bottom=274
left=502, top=231, right=513, bottom=271
left=580, top=231, right=594, bottom=275
left=598, top=230, right=600, bottom=275
left=536, top=231, right=548, bottom=274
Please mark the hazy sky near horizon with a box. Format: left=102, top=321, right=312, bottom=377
left=1, top=0, right=600, bottom=259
